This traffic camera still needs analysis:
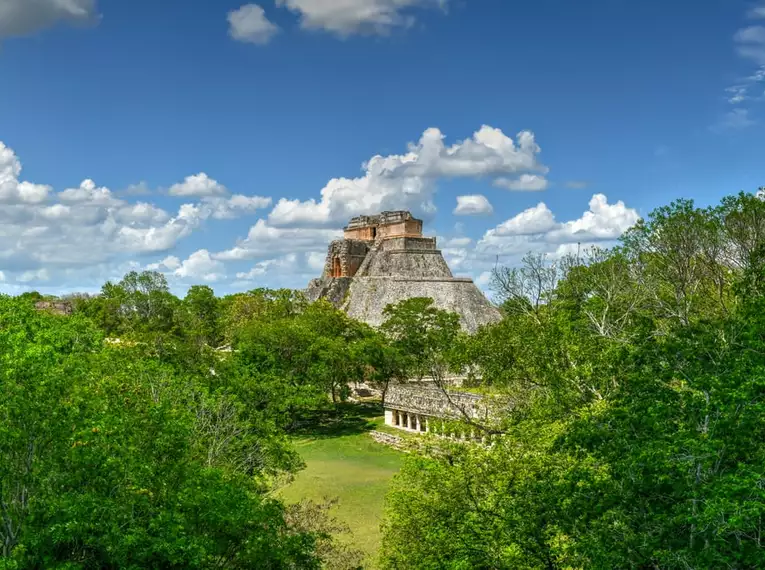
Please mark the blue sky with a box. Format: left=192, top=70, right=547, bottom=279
left=1, top=0, right=764, bottom=296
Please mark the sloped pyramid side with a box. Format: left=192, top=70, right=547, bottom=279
left=340, top=238, right=500, bottom=333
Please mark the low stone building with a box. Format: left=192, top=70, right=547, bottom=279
left=306, top=210, right=501, bottom=332
left=383, top=383, right=492, bottom=434
left=34, top=301, right=73, bottom=316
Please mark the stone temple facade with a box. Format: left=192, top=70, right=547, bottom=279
left=383, top=383, right=490, bottom=434
left=306, top=211, right=501, bottom=333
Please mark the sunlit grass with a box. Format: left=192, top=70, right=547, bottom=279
left=278, top=405, right=403, bottom=567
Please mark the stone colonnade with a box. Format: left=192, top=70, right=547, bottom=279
left=384, top=408, right=485, bottom=442
left=385, top=409, right=431, bottom=433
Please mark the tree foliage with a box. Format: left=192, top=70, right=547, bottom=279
left=381, top=190, right=765, bottom=569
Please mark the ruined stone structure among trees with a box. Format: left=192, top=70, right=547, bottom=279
left=382, top=383, right=490, bottom=435
left=306, top=211, right=501, bottom=332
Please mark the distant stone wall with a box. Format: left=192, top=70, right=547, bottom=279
left=362, top=246, right=454, bottom=279
left=376, top=219, right=422, bottom=239
left=305, top=276, right=352, bottom=305
left=321, top=239, right=369, bottom=278
left=343, top=277, right=501, bottom=333
left=34, top=301, right=72, bottom=316
left=381, top=236, right=438, bottom=252
left=384, top=384, right=489, bottom=422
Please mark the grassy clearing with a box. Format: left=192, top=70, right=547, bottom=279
left=278, top=403, right=403, bottom=567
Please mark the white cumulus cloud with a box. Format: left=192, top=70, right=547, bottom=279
left=228, top=4, right=280, bottom=45
left=269, top=125, right=547, bottom=227
left=0, top=143, right=51, bottom=203
left=169, top=173, right=228, bottom=197
left=454, top=195, right=493, bottom=216
left=0, top=139, right=272, bottom=290
left=275, top=0, right=446, bottom=36
left=173, top=249, right=226, bottom=282
left=215, top=219, right=341, bottom=261
left=478, top=194, right=640, bottom=257
left=491, top=203, right=557, bottom=237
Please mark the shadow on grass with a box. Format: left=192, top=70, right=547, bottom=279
left=290, top=401, right=383, bottom=439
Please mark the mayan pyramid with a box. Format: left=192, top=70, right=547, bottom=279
left=306, top=211, right=501, bottom=333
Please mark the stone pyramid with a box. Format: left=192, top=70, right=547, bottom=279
left=306, top=211, right=501, bottom=333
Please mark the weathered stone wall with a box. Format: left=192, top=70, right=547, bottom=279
left=305, top=276, right=352, bottom=305
left=344, top=210, right=422, bottom=240
left=376, top=219, right=422, bottom=239
left=384, top=384, right=489, bottom=421
left=34, top=301, right=73, bottom=316
left=381, top=236, right=437, bottom=252
left=321, top=239, right=370, bottom=278
left=362, top=241, right=453, bottom=279
left=344, top=227, right=376, bottom=241
left=343, top=277, right=500, bottom=333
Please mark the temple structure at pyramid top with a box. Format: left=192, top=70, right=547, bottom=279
left=305, top=210, right=501, bottom=333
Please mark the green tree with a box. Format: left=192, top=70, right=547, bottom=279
left=179, top=285, right=222, bottom=348
left=382, top=189, right=765, bottom=569
left=381, top=297, right=462, bottom=382
left=0, top=295, right=322, bottom=568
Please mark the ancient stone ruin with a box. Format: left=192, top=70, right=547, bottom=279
left=34, top=301, right=73, bottom=316
left=383, top=383, right=489, bottom=432
left=306, top=211, right=501, bottom=332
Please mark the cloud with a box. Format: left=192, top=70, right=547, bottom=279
left=236, top=253, right=297, bottom=280
left=711, top=108, right=756, bottom=131
left=726, top=84, right=749, bottom=104
left=168, top=173, right=228, bottom=197
left=718, top=5, right=765, bottom=129
left=115, top=202, right=171, bottom=226
left=441, top=236, right=472, bottom=248
left=547, top=194, right=640, bottom=243
left=491, top=203, right=557, bottom=237
left=121, top=181, right=151, bottom=196
left=0, top=139, right=272, bottom=289
left=59, top=179, right=122, bottom=206
left=202, top=194, right=273, bottom=219
left=268, top=125, right=547, bottom=227
left=454, top=195, right=493, bottom=216
left=233, top=252, right=325, bottom=288
left=749, top=4, right=765, bottom=19
left=275, top=0, right=446, bottom=37
left=475, top=271, right=492, bottom=288
left=228, top=4, right=280, bottom=45
left=565, top=180, right=589, bottom=189
left=0, top=0, right=98, bottom=39
left=478, top=194, right=639, bottom=256
left=165, top=173, right=271, bottom=217
left=493, top=173, right=549, bottom=191
left=18, top=268, right=50, bottom=283
left=0, top=143, right=51, bottom=203
left=215, top=219, right=341, bottom=261
left=147, top=256, right=181, bottom=272
left=735, top=25, right=765, bottom=64
left=172, top=250, right=226, bottom=282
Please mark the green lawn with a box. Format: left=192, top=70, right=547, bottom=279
left=278, top=404, right=403, bottom=567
